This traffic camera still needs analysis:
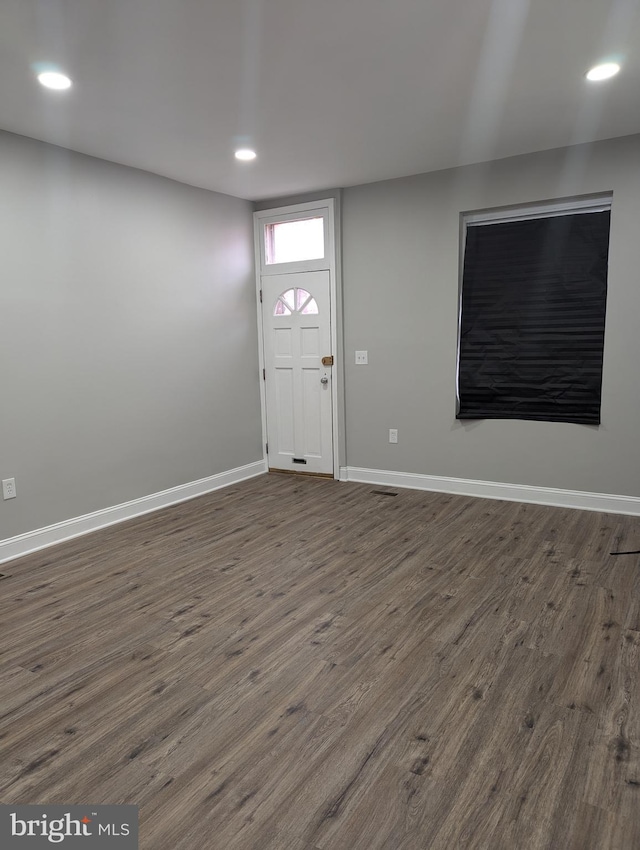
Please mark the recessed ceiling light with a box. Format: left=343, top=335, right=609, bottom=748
left=235, top=148, right=257, bottom=161
left=37, top=71, right=73, bottom=90
left=586, top=62, right=621, bottom=82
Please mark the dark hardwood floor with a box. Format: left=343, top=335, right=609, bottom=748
left=1, top=473, right=639, bottom=849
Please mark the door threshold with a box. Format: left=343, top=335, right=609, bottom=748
left=269, top=468, right=334, bottom=479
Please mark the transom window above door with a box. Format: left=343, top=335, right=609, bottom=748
left=265, top=217, right=324, bottom=265
left=273, top=287, right=319, bottom=316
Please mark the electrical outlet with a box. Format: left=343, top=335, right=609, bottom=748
left=389, top=429, right=398, bottom=444
left=2, top=478, right=16, bottom=500
left=355, top=350, right=368, bottom=365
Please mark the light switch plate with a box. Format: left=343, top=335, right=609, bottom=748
left=355, top=350, right=368, bottom=365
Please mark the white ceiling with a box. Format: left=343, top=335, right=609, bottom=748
left=1, top=0, right=639, bottom=200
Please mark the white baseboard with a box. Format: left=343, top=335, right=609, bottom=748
left=342, top=466, right=640, bottom=516
left=4, top=461, right=636, bottom=565
left=0, top=460, right=267, bottom=565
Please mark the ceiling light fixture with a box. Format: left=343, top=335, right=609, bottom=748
left=37, top=71, right=73, bottom=90
left=586, top=62, right=621, bottom=82
left=235, top=148, right=257, bottom=161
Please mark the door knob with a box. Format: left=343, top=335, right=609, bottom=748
left=320, top=375, right=329, bottom=385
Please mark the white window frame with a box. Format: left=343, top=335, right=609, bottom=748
left=257, top=203, right=331, bottom=275
left=254, top=199, right=341, bottom=478
left=463, top=193, right=612, bottom=229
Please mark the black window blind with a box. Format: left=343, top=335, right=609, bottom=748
left=457, top=210, right=610, bottom=425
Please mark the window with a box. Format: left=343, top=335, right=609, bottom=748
left=265, top=217, right=324, bottom=265
left=256, top=202, right=332, bottom=275
left=457, top=197, right=611, bottom=425
left=273, top=287, right=318, bottom=316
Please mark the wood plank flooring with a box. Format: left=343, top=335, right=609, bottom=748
left=1, top=473, right=640, bottom=849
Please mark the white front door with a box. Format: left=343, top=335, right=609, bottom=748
left=262, top=270, right=333, bottom=475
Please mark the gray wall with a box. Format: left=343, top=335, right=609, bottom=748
left=342, top=134, right=640, bottom=497
left=0, top=131, right=262, bottom=540
left=253, top=189, right=342, bottom=213
left=3, top=130, right=638, bottom=545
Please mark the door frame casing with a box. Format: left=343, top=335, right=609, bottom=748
left=254, top=199, right=340, bottom=478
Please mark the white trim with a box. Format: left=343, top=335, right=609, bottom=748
left=254, top=200, right=332, bottom=275
left=254, top=218, right=270, bottom=472
left=254, top=198, right=340, bottom=479
left=464, top=193, right=612, bottom=226
left=341, top=466, right=640, bottom=517
left=0, top=460, right=267, bottom=565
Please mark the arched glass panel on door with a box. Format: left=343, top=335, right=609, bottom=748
left=273, top=287, right=318, bottom=316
